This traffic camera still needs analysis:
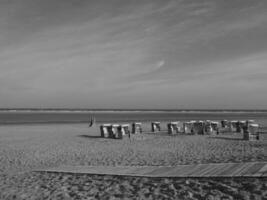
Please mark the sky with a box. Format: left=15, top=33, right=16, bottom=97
left=0, top=0, right=267, bottom=109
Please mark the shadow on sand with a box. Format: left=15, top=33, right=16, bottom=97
left=78, top=134, right=103, bottom=139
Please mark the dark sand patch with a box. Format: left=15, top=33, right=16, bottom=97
left=1, top=172, right=267, bottom=200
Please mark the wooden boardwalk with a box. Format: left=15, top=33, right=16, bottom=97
left=35, top=162, right=267, bottom=177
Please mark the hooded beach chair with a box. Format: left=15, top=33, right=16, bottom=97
left=132, top=122, right=142, bottom=134
left=151, top=122, right=161, bottom=132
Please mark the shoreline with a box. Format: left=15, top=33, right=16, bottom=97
left=1, top=109, right=267, bottom=113
left=1, top=112, right=267, bottom=126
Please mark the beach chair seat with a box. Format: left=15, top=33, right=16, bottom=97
left=151, top=122, right=161, bottom=132
left=111, top=124, right=120, bottom=139
left=244, top=124, right=260, bottom=140
left=210, top=121, right=220, bottom=134
left=183, top=122, right=193, bottom=134
left=132, top=122, right=142, bottom=134
left=100, top=124, right=111, bottom=138
left=221, top=120, right=228, bottom=128
left=229, top=121, right=238, bottom=132
left=204, top=121, right=213, bottom=134
left=193, top=121, right=204, bottom=135
left=167, top=122, right=179, bottom=134
left=121, top=124, right=130, bottom=135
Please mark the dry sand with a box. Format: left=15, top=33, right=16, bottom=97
left=1, top=123, right=267, bottom=199
left=1, top=172, right=267, bottom=199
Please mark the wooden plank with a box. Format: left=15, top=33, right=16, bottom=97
left=187, top=164, right=215, bottom=177
left=197, top=163, right=228, bottom=177
left=34, top=162, right=267, bottom=178
left=164, top=166, right=190, bottom=177
left=213, top=163, right=242, bottom=177
left=251, top=163, right=267, bottom=177
left=181, top=164, right=208, bottom=176
left=234, top=162, right=256, bottom=176
left=202, top=164, right=230, bottom=177
left=143, top=167, right=173, bottom=176
left=176, top=164, right=204, bottom=176
left=258, top=163, right=267, bottom=173
left=227, top=163, right=252, bottom=176
left=241, top=162, right=265, bottom=177
left=129, top=166, right=158, bottom=176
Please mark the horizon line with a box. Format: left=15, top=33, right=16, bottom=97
left=1, top=108, right=267, bottom=112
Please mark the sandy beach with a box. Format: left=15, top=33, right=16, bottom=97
left=1, top=121, right=267, bottom=199
left=2, top=0, right=267, bottom=198
left=1, top=172, right=267, bottom=199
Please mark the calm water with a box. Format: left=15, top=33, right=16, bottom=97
left=1, top=111, right=267, bottom=125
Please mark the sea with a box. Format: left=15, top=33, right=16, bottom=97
left=1, top=109, right=267, bottom=125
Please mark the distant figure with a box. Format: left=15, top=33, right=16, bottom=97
left=88, top=116, right=96, bottom=127
left=128, top=129, right=131, bottom=139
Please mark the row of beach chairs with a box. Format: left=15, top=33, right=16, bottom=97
left=99, top=120, right=260, bottom=140
left=100, top=124, right=131, bottom=139
left=220, top=119, right=260, bottom=140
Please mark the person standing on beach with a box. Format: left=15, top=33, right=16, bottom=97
left=88, top=116, right=95, bottom=127
left=127, top=125, right=131, bottom=139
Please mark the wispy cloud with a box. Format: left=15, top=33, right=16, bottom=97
left=0, top=0, right=267, bottom=108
